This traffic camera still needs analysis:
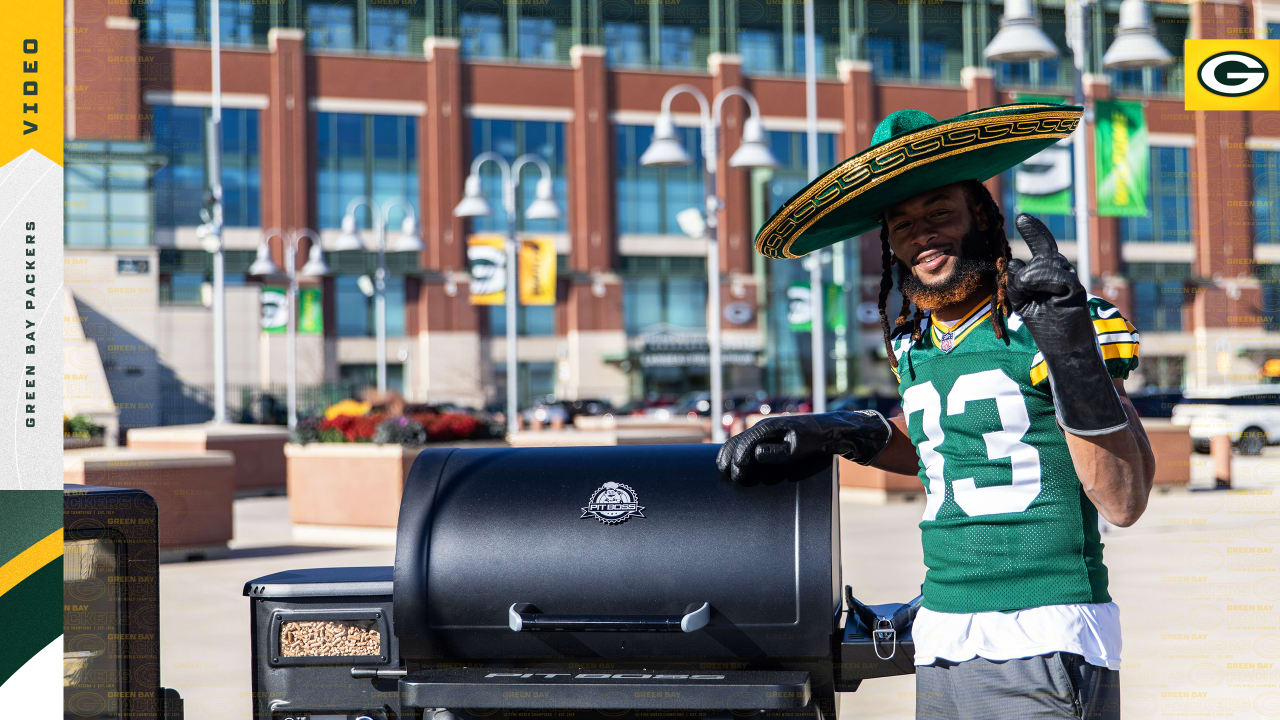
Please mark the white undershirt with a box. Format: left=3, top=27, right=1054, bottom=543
left=912, top=602, right=1122, bottom=670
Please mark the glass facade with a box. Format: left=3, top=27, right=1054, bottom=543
left=315, top=112, right=419, bottom=230
left=1252, top=150, right=1280, bottom=244
left=865, top=0, right=911, bottom=80
left=736, top=0, right=838, bottom=77
left=988, top=4, right=1069, bottom=90
left=158, top=249, right=252, bottom=305
left=615, top=124, right=704, bottom=236
left=1126, top=262, right=1189, bottom=332
left=759, top=131, right=841, bottom=397
left=622, top=257, right=707, bottom=334
left=468, top=119, right=568, bottom=234
left=151, top=105, right=260, bottom=228
left=488, top=303, right=556, bottom=336
left=1117, top=146, right=1191, bottom=244
left=66, top=141, right=158, bottom=249
left=336, top=274, right=407, bottom=337
left=137, top=0, right=270, bottom=46
left=602, top=1, right=649, bottom=68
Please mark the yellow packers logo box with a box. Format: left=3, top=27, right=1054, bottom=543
left=1185, top=39, right=1280, bottom=110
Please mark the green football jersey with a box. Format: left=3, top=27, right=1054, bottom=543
left=889, top=294, right=1140, bottom=614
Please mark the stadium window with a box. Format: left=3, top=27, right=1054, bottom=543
left=1117, top=146, right=1191, bottom=244
left=1253, top=150, right=1280, bottom=245
left=65, top=141, right=160, bottom=249
left=314, top=113, right=419, bottom=231
left=622, top=257, right=708, bottom=334
left=602, top=0, right=649, bottom=69
left=468, top=119, right=568, bottom=234
left=1125, top=262, right=1189, bottom=333
left=306, top=0, right=358, bottom=51
left=659, top=1, right=715, bottom=70
left=517, top=0, right=573, bottom=63
left=919, top=0, right=965, bottom=83
left=615, top=124, right=704, bottom=236
left=151, top=105, right=260, bottom=228
left=157, top=250, right=252, bottom=306
left=865, top=0, right=911, bottom=80
left=137, top=0, right=267, bottom=46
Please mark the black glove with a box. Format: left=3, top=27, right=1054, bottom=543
left=715, top=410, right=893, bottom=486
left=1007, top=214, right=1128, bottom=436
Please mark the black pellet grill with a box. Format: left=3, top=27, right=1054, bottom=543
left=245, top=445, right=917, bottom=720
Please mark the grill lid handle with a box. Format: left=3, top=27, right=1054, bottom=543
left=508, top=602, right=711, bottom=633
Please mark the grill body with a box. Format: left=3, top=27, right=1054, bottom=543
left=394, top=445, right=842, bottom=664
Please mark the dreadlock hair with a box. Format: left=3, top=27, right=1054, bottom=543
left=879, top=179, right=1013, bottom=370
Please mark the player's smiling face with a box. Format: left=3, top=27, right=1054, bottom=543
left=883, top=182, right=982, bottom=287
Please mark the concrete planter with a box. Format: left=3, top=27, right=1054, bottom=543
left=1143, top=420, right=1192, bottom=488
left=63, top=449, right=235, bottom=557
left=285, top=443, right=422, bottom=529
left=127, top=423, right=290, bottom=494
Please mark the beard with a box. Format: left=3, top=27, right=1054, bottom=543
left=898, top=227, right=997, bottom=312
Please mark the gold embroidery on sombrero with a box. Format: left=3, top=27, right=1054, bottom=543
left=754, top=109, right=1080, bottom=259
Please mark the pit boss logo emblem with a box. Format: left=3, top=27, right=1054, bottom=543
left=581, top=482, right=646, bottom=524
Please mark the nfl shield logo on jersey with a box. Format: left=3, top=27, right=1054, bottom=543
left=939, top=332, right=955, bottom=353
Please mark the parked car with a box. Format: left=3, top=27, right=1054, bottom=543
left=1171, top=385, right=1280, bottom=455
left=1127, top=389, right=1185, bottom=419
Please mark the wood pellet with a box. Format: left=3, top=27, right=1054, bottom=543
left=279, top=620, right=381, bottom=657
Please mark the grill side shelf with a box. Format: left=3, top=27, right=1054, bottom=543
left=399, top=668, right=811, bottom=709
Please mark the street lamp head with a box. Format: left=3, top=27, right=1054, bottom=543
left=639, top=113, right=693, bottom=167
left=333, top=213, right=365, bottom=251
left=299, top=243, right=331, bottom=277
left=392, top=214, right=426, bottom=252
left=728, top=116, right=779, bottom=169
left=1102, top=0, right=1173, bottom=70
left=454, top=174, right=493, bottom=218
left=247, top=242, right=281, bottom=277
left=984, top=0, right=1059, bottom=63
left=675, top=207, right=707, bottom=239
left=524, top=176, right=561, bottom=221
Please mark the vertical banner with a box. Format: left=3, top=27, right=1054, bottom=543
left=519, top=237, right=557, bottom=306
left=788, top=283, right=844, bottom=331
left=261, top=287, right=288, bottom=333
left=0, top=1, right=64, bottom=716
left=298, top=287, right=323, bottom=335
left=468, top=235, right=507, bottom=306
left=1094, top=99, right=1149, bottom=217
left=1013, top=94, right=1073, bottom=215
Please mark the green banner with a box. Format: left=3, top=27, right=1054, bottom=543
left=262, top=287, right=323, bottom=335
left=298, top=287, right=323, bottom=335
left=1094, top=99, right=1149, bottom=218
left=787, top=283, right=845, bottom=332
left=1013, top=93, right=1072, bottom=215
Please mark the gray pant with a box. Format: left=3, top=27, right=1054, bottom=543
left=916, top=652, right=1121, bottom=720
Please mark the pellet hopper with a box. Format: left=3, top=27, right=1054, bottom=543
left=245, top=444, right=917, bottom=720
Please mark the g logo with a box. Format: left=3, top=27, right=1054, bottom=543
left=1185, top=39, right=1280, bottom=110
left=1197, top=51, right=1269, bottom=97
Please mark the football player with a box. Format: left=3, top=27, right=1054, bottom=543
left=720, top=103, right=1155, bottom=719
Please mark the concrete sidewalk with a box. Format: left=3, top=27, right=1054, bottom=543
left=159, top=449, right=1280, bottom=719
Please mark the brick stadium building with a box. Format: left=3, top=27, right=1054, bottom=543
left=64, top=0, right=1280, bottom=431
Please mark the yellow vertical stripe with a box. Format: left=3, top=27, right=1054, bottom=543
left=0, top=2, right=63, bottom=165
left=0, top=528, right=62, bottom=599
left=1030, top=362, right=1049, bottom=385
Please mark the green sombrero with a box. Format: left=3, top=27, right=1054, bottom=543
left=754, top=101, right=1082, bottom=260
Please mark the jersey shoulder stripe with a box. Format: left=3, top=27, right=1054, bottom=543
left=1028, top=294, right=1141, bottom=385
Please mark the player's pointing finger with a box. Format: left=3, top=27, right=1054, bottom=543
left=1015, top=213, right=1059, bottom=258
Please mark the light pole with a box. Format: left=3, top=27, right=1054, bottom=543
left=986, top=0, right=1172, bottom=292
left=335, top=199, right=425, bottom=394
left=249, top=229, right=331, bottom=430
left=454, top=153, right=561, bottom=438
left=198, top=0, right=227, bottom=423
left=639, top=84, right=778, bottom=443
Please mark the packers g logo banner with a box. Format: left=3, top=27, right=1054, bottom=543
left=1185, top=39, right=1280, bottom=110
